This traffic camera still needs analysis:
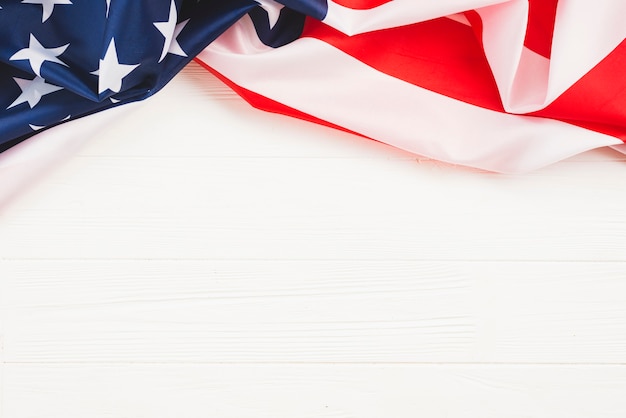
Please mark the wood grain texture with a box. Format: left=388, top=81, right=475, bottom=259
left=2, top=62, right=626, bottom=417
left=4, top=364, right=626, bottom=418
left=1, top=260, right=626, bottom=364
left=1, top=155, right=626, bottom=260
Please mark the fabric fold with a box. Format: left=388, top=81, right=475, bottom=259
left=1, top=0, right=626, bottom=172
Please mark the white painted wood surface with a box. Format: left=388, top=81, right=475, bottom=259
left=1, top=61, right=626, bottom=417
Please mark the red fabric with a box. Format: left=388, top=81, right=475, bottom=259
left=524, top=0, right=559, bottom=58
left=195, top=58, right=368, bottom=139
left=331, top=0, right=392, bottom=10
left=532, top=39, right=626, bottom=141
left=301, top=17, right=504, bottom=111
left=300, top=14, right=626, bottom=142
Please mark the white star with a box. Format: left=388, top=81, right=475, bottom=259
left=153, top=0, right=188, bottom=62
left=169, top=20, right=189, bottom=57
left=22, top=0, right=72, bottom=23
left=7, top=76, right=63, bottom=109
left=105, top=0, right=111, bottom=17
left=258, top=0, right=284, bottom=29
left=92, top=38, right=139, bottom=94
left=10, top=34, right=68, bottom=77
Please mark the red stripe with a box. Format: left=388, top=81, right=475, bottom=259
left=331, top=0, right=392, bottom=10
left=197, top=12, right=626, bottom=144
left=194, top=58, right=369, bottom=139
left=301, top=15, right=626, bottom=141
left=524, top=0, right=558, bottom=58
left=301, top=16, right=504, bottom=111
left=532, top=39, right=626, bottom=141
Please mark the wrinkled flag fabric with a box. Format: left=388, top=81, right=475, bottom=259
left=0, top=0, right=246, bottom=151
left=2, top=0, right=626, bottom=172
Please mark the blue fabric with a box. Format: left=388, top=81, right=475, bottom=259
left=249, top=5, right=307, bottom=48
left=0, top=0, right=324, bottom=152
left=279, top=0, right=327, bottom=20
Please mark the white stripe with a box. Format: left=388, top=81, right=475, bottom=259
left=477, top=0, right=626, bottom=111
left=475, top=0, right=531, bottom=113
left=323, top=0, right=511, bottom=36
left=198, top=21, right=620, bottom=173
left=547, top=1, right=626, bottom=105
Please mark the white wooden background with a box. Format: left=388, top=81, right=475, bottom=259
left=1, top=61, right=626, bottom=417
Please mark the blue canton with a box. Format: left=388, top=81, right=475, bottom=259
left=0, top=0, right=330, bottom=152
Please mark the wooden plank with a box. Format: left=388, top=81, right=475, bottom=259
left=2, top=260, right=626, bottom=363
left=1, top=155, right=626, bottom=260
left=3, top=364, right=626, bottom=418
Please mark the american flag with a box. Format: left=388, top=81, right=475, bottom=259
left=0, top=0, right=244, bottom=151
left=2, top=0, right=626, bottom=172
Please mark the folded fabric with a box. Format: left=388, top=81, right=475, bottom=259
left=1, top=0, right=625, bottom=172
left=0, top=0, right=249, bottom=151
